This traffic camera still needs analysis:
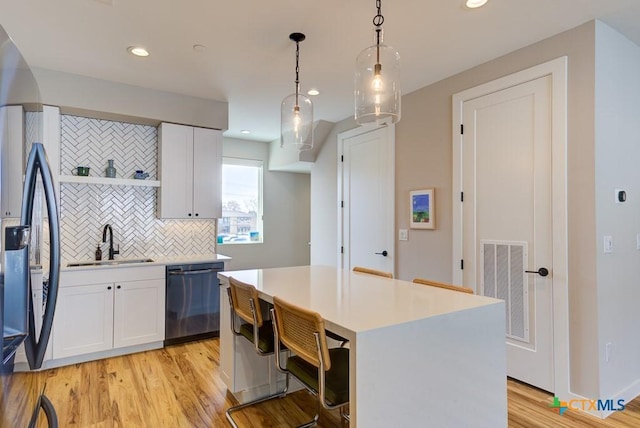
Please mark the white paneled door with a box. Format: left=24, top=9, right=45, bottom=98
left=339, top=125, right=395, bottom=274
left=459, top=76, right=554, bottom=392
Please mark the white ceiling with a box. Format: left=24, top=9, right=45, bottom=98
left=1, top=0, right=640, bottom=142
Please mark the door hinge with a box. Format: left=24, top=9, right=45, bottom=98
left=460, top=192, right=464, bottom=202
left=341, top=201, right=344, bottom=208
left=341, top=246, right=344, bottom=254
left=341, top=155, right=344, bottom=162
left=460, top=124, right=464, bottom=134
left=461, top=259, right=464, bottom=270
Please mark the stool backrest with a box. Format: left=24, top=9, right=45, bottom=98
left=352, top=266, right=393, bottom=278
left=229, top=276, right=264, bottom=326
left=273, top=296, right=331, bottom=371
left=412, top=278, right=474, bottom=294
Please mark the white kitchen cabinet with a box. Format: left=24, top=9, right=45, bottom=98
left=52, top=282, right=114, bottom=358
left=158, top=122, right=222, bottom=219
left=52, top=266, right=165, bottom=361
left=1, top=105, right=24, bottom=218
left=113, top=278, right=165, bottom=348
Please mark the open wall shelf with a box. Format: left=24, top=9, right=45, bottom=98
left=59, top=175, right=160, bottom=187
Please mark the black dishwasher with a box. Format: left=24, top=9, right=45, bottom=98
left=164, top=262, right=224, bottom=346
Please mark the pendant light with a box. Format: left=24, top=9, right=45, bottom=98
left=355, top=0, right=401, bottom=124
left=281, top=32, right=313, bottom=151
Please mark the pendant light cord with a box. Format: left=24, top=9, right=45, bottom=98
left=294, top=40, right=300, bottom=107
left=373, top=0, right=384, bottom=64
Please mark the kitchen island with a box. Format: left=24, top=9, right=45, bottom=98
left=218, top=265, right=507, bottom=427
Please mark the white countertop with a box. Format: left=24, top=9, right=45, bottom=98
left=219, top=265, right=502, bottom=334
left=61, top=253, right=231, bottom=272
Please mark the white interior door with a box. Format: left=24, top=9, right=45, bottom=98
left=339, top=125, right=395, bottom=274
left=461, top=76, right=554, bottom=392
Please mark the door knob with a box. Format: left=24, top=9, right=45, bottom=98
left=375, top=250, right=388, bottom=257
left=525, top=267, right=549, bottom=277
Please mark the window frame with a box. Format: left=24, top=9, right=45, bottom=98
left=217, top=157, right=264, bottom=245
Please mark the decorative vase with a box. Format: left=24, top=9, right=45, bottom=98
left=105, top=159, right=116, bottom=178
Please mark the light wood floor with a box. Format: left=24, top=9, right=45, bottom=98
left=2, top=338, right=640, bottom=427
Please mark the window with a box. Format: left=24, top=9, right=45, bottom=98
left=217, top=158, right=263, bottom=244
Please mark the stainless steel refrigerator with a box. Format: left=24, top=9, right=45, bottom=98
left=0, top=24, right=60, bottom=427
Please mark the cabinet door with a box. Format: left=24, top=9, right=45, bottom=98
left=158, top=122, right=194, bottom=218
left=52, top=283, right=114, bottom=359
left=113, top=279, right=165, bottom=348
left=193, top=127, right=222, bottom=218
left=1, top=105, right=24, bottom=218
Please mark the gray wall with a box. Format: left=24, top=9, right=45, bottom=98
left=220, top=137, right=310, bottom=270
left=311, top=22, right=602, bottom=399
left=310, top=118, right=357, bottom=266
left=594, top=21, right=640, bottom=401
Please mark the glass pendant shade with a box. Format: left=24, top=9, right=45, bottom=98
left=355, top=29, right=401, bottom=124
left=280, top=92, right=313, bottom=150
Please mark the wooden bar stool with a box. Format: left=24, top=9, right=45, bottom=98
left=271, top=296, right=350, bottom=427
left=225, top=277, right=289, bottom=427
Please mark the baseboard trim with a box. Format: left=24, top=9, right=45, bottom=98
left=600, top=378, right=640, bottom=418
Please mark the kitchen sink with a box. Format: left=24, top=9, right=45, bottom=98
left=66, top=258, right=155, bottom=267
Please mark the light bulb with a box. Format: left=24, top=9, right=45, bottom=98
left=373, top=64, right=383, bottom=116
left=293, top=107, right=301, bottom=138
left=373, top=63, right=383, bottom=91
left=373, top=74, right=383, bottom=91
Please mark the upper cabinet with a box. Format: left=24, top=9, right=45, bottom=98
left=158, top=123, right=222, bottom=219
left=1, top=105, right=24, bottom=218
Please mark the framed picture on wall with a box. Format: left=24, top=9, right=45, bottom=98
left=410, top=188, right=435, bottom=229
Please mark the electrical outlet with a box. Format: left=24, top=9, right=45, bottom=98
left=399, top=229, right=408, bottom=241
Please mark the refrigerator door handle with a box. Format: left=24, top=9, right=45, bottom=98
left=21, top=143, right=61, bottom=370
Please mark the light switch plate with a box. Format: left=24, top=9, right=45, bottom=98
left=604, top=235, right=613, bottom=254
left=399, top=229, right=408, bottom=241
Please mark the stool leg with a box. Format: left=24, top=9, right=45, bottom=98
left=225, top=375, right=289, bottom=428
left=295, top=396, right=321, bottom=428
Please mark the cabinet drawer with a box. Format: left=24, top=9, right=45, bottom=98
left=61, top=265, right=165, bottom=286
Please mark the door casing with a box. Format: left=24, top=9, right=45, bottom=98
left=338, top=123, right=395, bottom=273
left=452, top=57, right=572, bottom=403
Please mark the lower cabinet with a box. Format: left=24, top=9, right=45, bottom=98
left=53, top=283, right=114, bottom=358
left=52, top=266, right=165, bottom=361
left=113, top=279, right=165, bottom=349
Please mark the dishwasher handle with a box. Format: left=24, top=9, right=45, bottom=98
left=168, top=268, right=217, bottom=276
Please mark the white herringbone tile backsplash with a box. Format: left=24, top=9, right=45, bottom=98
left=60, top=115, right=216, bottom=261
left=61, top=115, right=157, bottom=179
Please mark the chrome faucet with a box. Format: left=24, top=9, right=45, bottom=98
left=102, top=224, right=120, bottom=260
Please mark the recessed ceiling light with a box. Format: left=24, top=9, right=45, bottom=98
left=127, top=46, right=149, bottom=57
left=465, top=0, right=488, bottom=8
left=307, top=89, right=320, bottom=96
left=240, top=130, right=251, bottom=134
left=193, top=44, right=206, bottom=53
